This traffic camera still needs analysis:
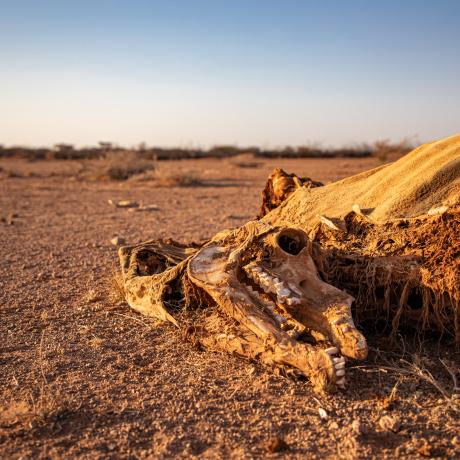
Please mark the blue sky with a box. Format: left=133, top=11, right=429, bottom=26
left=1, top=0, right=459, bottom=147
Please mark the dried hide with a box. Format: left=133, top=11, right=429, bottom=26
left=117, top=134, right=460, bottom=392
left=262, top=134, right=460, bottom=343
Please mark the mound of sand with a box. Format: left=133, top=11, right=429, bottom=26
left=265, top=134, right=460, bottom=226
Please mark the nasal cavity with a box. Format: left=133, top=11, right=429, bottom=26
left=277, top=229, right=307, bottom=255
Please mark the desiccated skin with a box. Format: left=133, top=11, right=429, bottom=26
left=119, top=223, right=367, bottom=392
left=260, top=168, right=460, bottom=344
left=258, top=168, right=323, bottom=218
left=118, top=137, right=459, bottom=392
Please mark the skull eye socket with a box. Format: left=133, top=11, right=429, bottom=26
left=277, top=229, right=307, bottom=256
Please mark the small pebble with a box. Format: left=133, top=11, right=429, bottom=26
left=379, top=415, right=401, bottom=433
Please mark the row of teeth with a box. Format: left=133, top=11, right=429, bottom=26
left=326, top=347, right=346, bottom=389
left=244, top=283, right=288, bottom=325
left=243, top=277, right=303, bottom=337
left=243, top=263, right=301, bottom=307
left=243, top=263, right=346, bottom=389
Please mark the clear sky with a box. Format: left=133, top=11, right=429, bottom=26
left=1, top=0, right=459, bottom=148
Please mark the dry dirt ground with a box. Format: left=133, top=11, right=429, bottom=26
left=1, top=156, right=459, bottom=459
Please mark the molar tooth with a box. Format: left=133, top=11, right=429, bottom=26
left=325, top=347, right=339, bottom=355
left=286, top=297, right=301, bottom=306
left=336, top=369, right=345, bottom=377
left=336, top=378, right=346, bottom=388
left=334, top=362, right=346, bottom=370
left=333, top=357, right=345, bottom=364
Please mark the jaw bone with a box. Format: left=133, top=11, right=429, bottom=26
left=187, top=222, right=367, bottom=391
left=117, top=223, right=366, bottom=391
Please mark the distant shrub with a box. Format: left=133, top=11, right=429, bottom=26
left=372, top=139, right=413, bottom=163
left=80, top=151, right=155, bottom=181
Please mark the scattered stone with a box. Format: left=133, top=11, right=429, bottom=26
left=128, top=204, right=159, bottom=212
left=7, top=213, right=17, bottom=225
left=111, top=236, right=126, bottom=246
left=379, top=415, right=401, bottom=433
left=352, top=418, right=365, bottom=435
left=417, top=441, right=436, bottom=457
left=318, top=408, right=328, bottom=420
left=108, top=199, right=139, bottom=208
left=266, top=436, right=289, bottom=453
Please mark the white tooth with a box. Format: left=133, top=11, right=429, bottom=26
left=335, top=362, right=346, bottom=370
left=279, top=288, right=291, bottom=297
left=286, top=297, right=301, bottom=306
left=336, top=369, right=345, bottom=377
left=325, top=347, right=339, bottom=355
left=333, top=357, right=345, bottom=364
left=336, top=378, right=346, bottom=388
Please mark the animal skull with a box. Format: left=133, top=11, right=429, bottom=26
left=187, top=222, right=367, bottom=389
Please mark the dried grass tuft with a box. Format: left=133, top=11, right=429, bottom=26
left=82, top=151, right=155, bottom=181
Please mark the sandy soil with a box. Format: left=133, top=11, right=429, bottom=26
left=1, top=156, right=459, bottom=459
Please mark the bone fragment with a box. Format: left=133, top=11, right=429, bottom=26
left=318, top=215, right=342, bottom=231
left=427, top=205, right=448, bottom=215
left=325, top=347, right=339, bottom=355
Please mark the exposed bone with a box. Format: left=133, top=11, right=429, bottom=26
left=119, top=220, right=365, bottom=392
left=427, top=205, right=448, bottom=215
left=325, top=347, right=339, bottom=355
left=318, top=215, right=343, bottom=231
left=117, top=136, right=460, bottom=394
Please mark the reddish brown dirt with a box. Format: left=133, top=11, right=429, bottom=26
left=1, top=156, right=459, bottom=459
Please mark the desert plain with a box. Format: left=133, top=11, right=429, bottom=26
left=1, top=153, right=459, bottom=459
